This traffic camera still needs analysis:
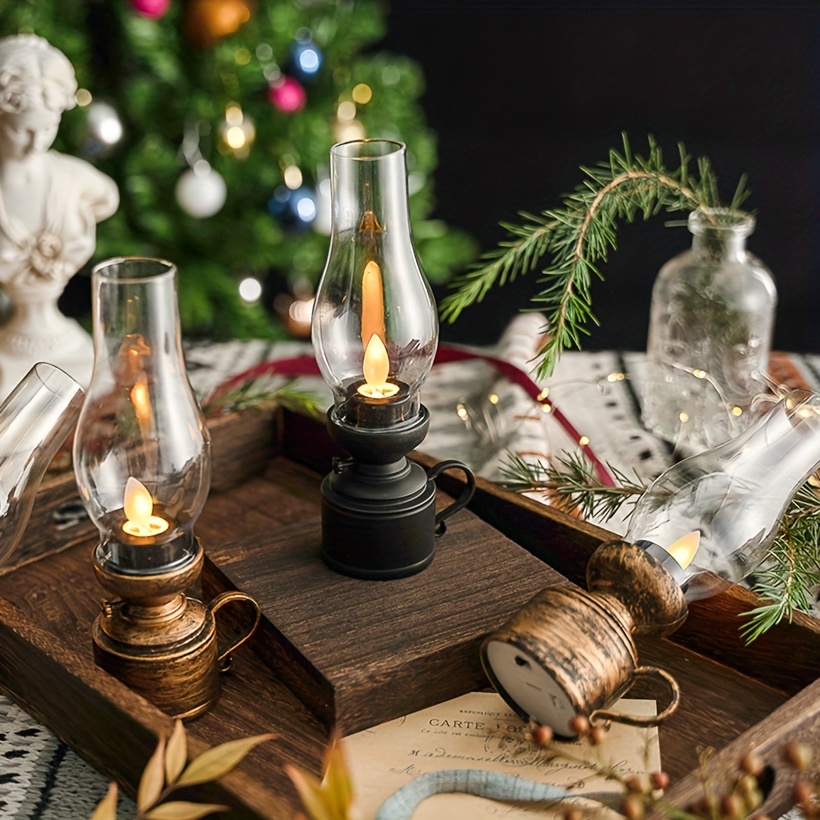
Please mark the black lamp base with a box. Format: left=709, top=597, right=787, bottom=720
left=321, top=458, right=439, bottom=579
left=321, top=406, right=476, bottom=580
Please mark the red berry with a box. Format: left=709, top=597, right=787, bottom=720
left=589, top=726, right=608, bottom=745
left=785, top=742, right=813, bottom=772
left=531, top=724, right=554, bottom=746
left=622, top=794, right=645, bottom=820
left=650, top=771, right=670, bottom=791
left=569, top=715, right=590, bottom=736
left=721, top=792, right=745, bottom=819
left=625, top=774, right=648, bottom=794
left=740, top=751, right=765, bottom=777
left=793, top=780, right=813, bottom=808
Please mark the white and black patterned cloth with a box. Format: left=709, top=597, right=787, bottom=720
left=2, top=327, right=819, bottom=817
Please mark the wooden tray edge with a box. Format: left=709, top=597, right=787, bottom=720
left=0, top=594, right=286, bottom=818
left=660, top=678, right=820, bottom=819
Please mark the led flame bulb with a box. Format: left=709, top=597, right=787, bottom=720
left=359, top=334, right=399, bottom=399
left=124, top=476, right=151, bottom=525
left=665, top=530, right=700, bottom=569
left=122, top=477, right=169, bottom=537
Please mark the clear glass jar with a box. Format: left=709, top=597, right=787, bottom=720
left=642, top=208, right=777, bottom=452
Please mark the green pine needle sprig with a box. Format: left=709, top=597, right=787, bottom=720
left=740, top=483, right=820, bottom=644
left=202, top=378, right=323, bottom=419
left=499, top=451, right=646, bottom=522
left=440, top=133, right=750, bottom=380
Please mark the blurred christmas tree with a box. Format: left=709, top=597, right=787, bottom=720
left=1, top=0, right=475, bottom=339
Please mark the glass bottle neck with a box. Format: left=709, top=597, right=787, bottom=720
left=691, top=228, right=748, bottom=261
left=689, top=208, right=754, bottom=262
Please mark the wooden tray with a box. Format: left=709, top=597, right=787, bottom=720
left=0, top=408, right=818, bottom=818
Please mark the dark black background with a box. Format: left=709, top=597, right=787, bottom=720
left=379, top=2, right=820, bottom=352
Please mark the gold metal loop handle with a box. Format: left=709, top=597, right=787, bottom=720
left=590, top=665, right=681, bottom=728
left=209, top=590, right=261, bottom=673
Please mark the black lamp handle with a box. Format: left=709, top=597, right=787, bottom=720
left=428, top=459, right=477, bottom=536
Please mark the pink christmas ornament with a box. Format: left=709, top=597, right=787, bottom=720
left=132, top=0, right=171, bottom=19
left=268, top=76, right=306, bottom=113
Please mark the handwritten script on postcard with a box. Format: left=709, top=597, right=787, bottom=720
left=345, top=691, right=660, bottom=819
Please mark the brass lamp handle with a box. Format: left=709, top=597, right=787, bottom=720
left=590, top=665, right=681, bottom=727
left=209, top=590, right=262, bottom=673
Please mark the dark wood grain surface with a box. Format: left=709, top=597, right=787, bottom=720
left=203, top=508, right=567, bottom=735
left=0, top=408, right=817, bottom=819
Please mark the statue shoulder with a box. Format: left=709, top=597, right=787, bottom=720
left=47, top=151, right=119, bottom=220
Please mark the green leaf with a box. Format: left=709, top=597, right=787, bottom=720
left=320, top=734, right=354, bottom=818
left=90, top=781, right=118, bottom=820
left=137, top=736, right=166, bottom=811
left=175, top=734, right=274, bottom=787
left=285, top=763, right=335, bottom=820
left=165, top=720, right=187, bottom=785
left=143, top=802, right=228, bottom=820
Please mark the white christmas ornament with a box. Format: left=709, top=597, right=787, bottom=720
left=175, top=162, right=227, bottom=218
left=86, top=101, right=123, bottom=146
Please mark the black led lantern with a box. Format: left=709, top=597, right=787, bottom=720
left=311, top=139, right=474, bottom=580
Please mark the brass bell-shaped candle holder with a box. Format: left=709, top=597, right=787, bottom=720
left=73, top=257, right=259, bottom=719
left=311, top=139, right=475, bottom=580
left=482, top=392, right=820, bottom=738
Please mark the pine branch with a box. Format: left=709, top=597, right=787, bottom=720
left=440, top=134, right=750, bottom=379
left=499, top=451, right=645, bottom=522
left=740, top=484, right=820, bottom=643
left=202, top=378, right=322, bottom=418
left=438, top=213, right=558, bottom=323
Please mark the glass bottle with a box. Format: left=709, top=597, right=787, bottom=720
left=642, top=208, right=777, bottom=453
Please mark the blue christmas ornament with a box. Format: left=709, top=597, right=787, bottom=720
left=290, top=31, right=323, bottom=82
left=268, top=185, right=316, bottom=230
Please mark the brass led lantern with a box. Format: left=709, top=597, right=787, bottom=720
left=311, top=139, right=475, bottom=579
left=73, top=257, right=259, bottom=719
left=482, top=392, right=820, bottom=738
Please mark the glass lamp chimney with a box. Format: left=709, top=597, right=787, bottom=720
left=627, top=391, right=820, bottom=600
left=73, top=257, right=211, bottom=574
left=311, top=139, right=438, bottom=429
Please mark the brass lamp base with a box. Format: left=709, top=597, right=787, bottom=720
left=92, top=540, right=260, bottom=720
left=481, top=540, right=686, bottom=738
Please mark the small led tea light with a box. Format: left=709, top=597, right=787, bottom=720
left=311, top=139, right=475, bottom=579
left=483, top=391, right=820, bottom=737
left=74, top=257, right=259, bottom=718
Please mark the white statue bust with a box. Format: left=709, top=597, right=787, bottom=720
left=0, top=34, right=119, bottom=398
